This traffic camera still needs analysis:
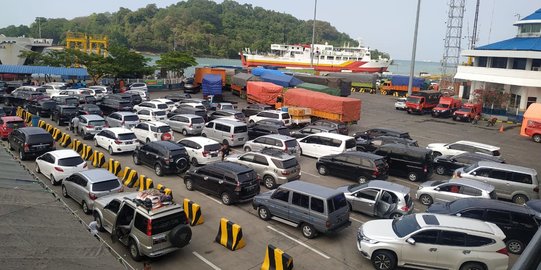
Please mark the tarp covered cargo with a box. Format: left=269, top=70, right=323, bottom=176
left=261, top=73, right=303, bottom=87
left=246, top=82, right=283, bottom=105
left=296, top=82, right=341, bottom=96
left=195, top=67, right=226, bottom=85
left=202, top=74, right=223, bottom=96
left=292, top=73, right=352, bottom=96
left=391, top=75, right=425, bottom=88
left=251, top=67, right=284, bottom=77
left=521, top=103, right=541, bottom=136
left=231, top=73, right=261, bottom=88
left=324, top=72, right=378, bottom=84
left=284, top=88, right=361, bottom=122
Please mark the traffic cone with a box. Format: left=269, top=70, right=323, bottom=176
left=499, top=124, right=504, bottom=133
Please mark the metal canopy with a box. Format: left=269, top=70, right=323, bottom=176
left=0, top=64, right=89, bottom=76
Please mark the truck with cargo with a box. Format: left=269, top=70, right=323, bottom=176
left=230, top=73, right=260, bottom=97
left=295, top=82, right=341, bottom=96
left=452, top=102, right=482, bottom=122
left=291, top=73, right=352, bottom=97
left=431, top=96, right=462, bottom=118
left=406, top=90, right=442, bottom=114
left=246, top=82, right=283, bottom=106
left=201, top=74, right=223, bottom=98
left=194, top=67, right=226, bottom=87
left=380, top=75, right=425, bottom=96
left=323, top=72, right=377, bottom=94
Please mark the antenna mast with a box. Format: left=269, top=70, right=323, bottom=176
left=441, top=0, right=466, bottom=89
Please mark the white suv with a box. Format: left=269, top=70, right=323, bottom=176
left=133, top=101, right=169, bottom=112
left=132, top=121, right=174, bottom=143
left=177, top=137, right=221, bottom=166
left=137, top=108, right=167, bottom=122
left=152, top=98, right=176, bottom=111
left=94, top=128, right=139, bottom=154
left=426, top=140, right=501, bottom=158
left=357, top=213, right=509, bottom=270
left=248, top=110, right=291, bottom=127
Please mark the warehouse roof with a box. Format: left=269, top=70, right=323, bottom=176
left=0, top=64, right=89, bottom=77
left=476, top=37, right=541, bottom=52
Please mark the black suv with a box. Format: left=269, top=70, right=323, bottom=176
left=433, top=152, right=505, bottom=175
left=25, top=99, right=58, bottom=117
left=51, top=105, right=78, bottom=125
left=100, top=96, right=134, bottom=115
left=316, top=151, right=389, bottom=183
left=248, top=123, right=290, bottom=140
left=242, top=104, right=273, bottom=117
left=184, top=161, right=260, bottom=205
left=133, top=141, right=189, bottom=176
left=354, top=128, right=412, bottom=140
left=356, top=135, right=418, bottom=152
left=8, top=127, right=55, bottom=160
left=427, top=198, right=541, bottom=255
left=123, top=92, right=143, bottom=105
left=373, top=143, right=433, bottom=182
left=312, top=119, right=348, bottom=135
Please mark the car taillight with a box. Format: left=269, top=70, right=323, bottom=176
left=496, top=247, right=508, bottom=256
left=86, top=125, right=94, bottom=128
left=114, top=140, right=122, bottom=144
left=188, top=123, right=193, bottom=128
left=281, top=170, right=290, bottom=176
left=54, top=166, right=64, bottom=172
left=88, top=192, right=97, bottom=200
left=162, top=133, right=172, bottom=141
left=234, top=181, right=241, bottom=192
left=23, top=143, right=29, bottom=152
left=423, top=165, right=428, bottom=173
left=146, top=219, right=152, bottom=236
left=401, top=206, right=410, bottom=212
left=202, top=151, right=209, bottom=157
left=326, top=220, right=331, bottom=229
left=534, top=187, right=539, bottom=193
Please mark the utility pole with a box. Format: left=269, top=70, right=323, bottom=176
left=470, top=0, right=480, bottom=49
left=408, top=0, right=421, bottom=96
left=310, top=0, right=318, bottom=68
left=37, top=17, right=41, bottom=38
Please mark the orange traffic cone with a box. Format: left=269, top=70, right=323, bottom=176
left=499, top=124, right=504, bottom=133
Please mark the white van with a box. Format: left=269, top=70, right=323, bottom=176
left=297, top=133, right=356, bottom=158
left=202, top=119, right=249, bottom=147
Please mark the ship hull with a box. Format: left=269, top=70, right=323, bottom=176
left=241, top=56, right=389, bottom=73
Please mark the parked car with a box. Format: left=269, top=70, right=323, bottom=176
left=168, top=114, right=205, bottom=136
left=317, top=151, right=388, bottom=183
left=52, top=95, right=80, bottom=106
left=182, top=77, right=199, bottom=93
left=202, top=119, right=249, bottom=147
left=453, top=102, right=482, bottom=122
left=184, top=161, right=260, bottom=205
left=25, top=99, right=57, bottom=117
left=127, top=82, right=148, bottom=92
left=290, top=125, right=339, bottom=139
left=394, top=97, right=407, bottom=110
left=427, top=198, right=541, bottom=254
left=134, top=101, right=169, bottom=112
left=163, top=93, right=191, bottom=104
left=105, top=112, right=140, bottom=129
left=297, top=133, right=356, bottom=158
left=454, top=161, right=539, bottom=204
left=167, top=106, right=207, bottom=121
left=354, top=128, right=412, bottom=140
left=177, top=137, right=221, bottom=166
left=152, top=98, right=176, bottom=112
left=137, top=108, right=168, bottom=122
left=242, top=104, right=273, bottom=117
left=427, top=140, right=502, bottom=158
left=94, top=128, right=139, bottom=155
left=248, top=122, right=290, bottom=140
left=337, top=180, right=413, bottom=218
left=85, top=88, right=106, bottom=100
left=77, top=104, right=103, bottom=116
left=433, top=152, right=505, bottom=175
left=312, top=119, right=348, bottom=135
left=226, top=148, right=301, bottom=189
left=74, top=94, right=97, bottom=104
left=416, top=178, right=497, bottom=206
left=35, top=149, right=87, bottom=185
left=252, top=180, right=351, bottom=238
left=0, top=116, right=25, bottom=139
left=132, top=141, right=189, bottom=176
left=373, top=143, right=433, bottom=182
left=92, top=192, right=192, bottom=261
left=51, top=105, right=78, bottom=125
left=210, top=102, right=235, bottom=111
left=132, top=121, right=174, bottom=143
left=8, top=127, right=55, bottom=160
left=125, top=90, right=148, bottom=102
left=207, top=109, right=245, bottom=122
left=243, top=134, right=299, bottom=156
left=99, top=97, right=133, bottom=115
left=71, top=114, right=107, bottom=139
left=524, top=120, right=541, bottom=143
left=248, top=110, right=291, bottom=126
left=61, top=169, right=123, bottom=214
left=356, top=213, right=509, bottom=270
left=356, top=135, right=418, bottom=152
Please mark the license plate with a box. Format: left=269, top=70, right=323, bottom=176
left=95, top=127, right=102, bottom=131
left=194, top=125, right=202, bottom=129
left=238, top=138, right=244, bottom=141
left=245, top=185, right=255, bottom=191
left=211, top=153, right=218, bottom=157
left=126, top=141, right=133, bottom=145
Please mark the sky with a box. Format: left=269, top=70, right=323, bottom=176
left=0, top=0, right=538, bottom=61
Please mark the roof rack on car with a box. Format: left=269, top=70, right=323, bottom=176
left=130, top=189, right=174, bottom=212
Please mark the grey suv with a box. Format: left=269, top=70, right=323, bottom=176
left=71, top=114, right=106, bottom=139
left=93, top=191, right=192, bottom=261
left=243, top=134, right=300, bottom=156
left=225, top=148, right=301, bottom=189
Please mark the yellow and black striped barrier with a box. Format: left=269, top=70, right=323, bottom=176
left=183, top=198, right=204, bottom=226
left=261, top=244, right=294, bottom=270
left=92, top=151, right=106, bottom=168
left=71, top=139, right=83, bottom=153
left=16, top=107, right=23, bottom=117
left=81, top=144, right=94, bottom=161
left=133, top=175, right=153, bottom=191
left=107, top=158, right=122, bottom=177
left=121, top=167, right=139, bottom=187
left=45, top=123, right=54, bottom=134
left=215, top=218, right=245, bottom=251
left=156, top=184, right=173, bottom=197
left=52, top=127, right=62, bottom=141
left=38, top=120, right=47, bottom=129
left=59, top=133, right=71, bottom=148
left=24, top=113, right=32, bottom=124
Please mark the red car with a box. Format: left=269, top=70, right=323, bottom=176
left=525, top=120, right=541, bottom=143
left=0, top=116, right=25, bottom=139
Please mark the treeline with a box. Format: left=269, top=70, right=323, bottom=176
left=0, top=0, right=389, bottom=59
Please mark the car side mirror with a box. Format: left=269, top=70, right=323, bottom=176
left=456, top=213, right=462, bottom=217
left=435, top=187, right=440, bottom=191
left=203, top=176, right=209, bottom=181
left=406, top=238, right=416, bottom=245
left=471, top=171, right=477, bottom=176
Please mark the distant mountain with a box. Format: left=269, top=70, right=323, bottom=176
left=0, top=0, right=366, bottom=58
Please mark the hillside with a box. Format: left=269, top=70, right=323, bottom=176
left=0, top=0, right=371, bottom=58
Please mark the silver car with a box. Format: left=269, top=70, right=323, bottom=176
left=243, top=134, right=300, bottom=156
left=61, top=169, right=123, bottom=214
left=167, top=114, right=205, bottom=136
left=416, top=178, right=497, bottom=206
left=72, top=114, right=106, bottom=139
left=106, top=111, right=140, bottom=129
left=337, top=180, right=414, bottom=219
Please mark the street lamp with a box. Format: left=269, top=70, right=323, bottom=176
left=310, top=0, right=317, bottom=68
left=407, top=0, right=421, bottom=96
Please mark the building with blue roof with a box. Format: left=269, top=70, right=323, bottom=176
left=455, top=8, right=541, bottom=114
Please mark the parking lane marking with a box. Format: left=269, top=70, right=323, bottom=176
left=193, top=251, right=221, bottom=270
left=266, top=225, right=331, bottom=259
left=301, top=170, right=321, bottom=178
left=199, top=192, right=223, bottom=205
left=350, top=217, right=364, bottom=224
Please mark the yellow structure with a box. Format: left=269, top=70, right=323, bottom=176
left=65, top=32, right=108, bottom=57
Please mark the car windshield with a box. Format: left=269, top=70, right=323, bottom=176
left=192, top=118, right=204, bottom=124
left=63, top=108, right=77, bottom=114
left=124, top=115, right=139, bottom=121
left=89, top=120, right=106, bottom=126
left=92, top=179, right=120, bottom=192
left=392, top=215, right=420, bottom=237
left=27, top=134, right=53, bottom=144
left=6, top=120, right=24, bottom=128
left=40, top=101, right=57, bottom=109
left=345, top=139, right=356, bottom=149
left=284, top=140, right=298, bottom=148
left=374, top=159, right=387, bottom=168
left=204, top=144, right=221, bottom=152
left=407, top=97, right=421, bottom=104
left=282, top=113, right=291, bottom=119
left=151, top=212, right=188, bottom=235
left=222, top=105, right=234, bottom=110
left=58, top=156, right=84, bottom=166
left=94, top=89, right=104, bottom=94
left=171, top=148, right=188, bottom=157
left=157, top=104, right=168, bottom=109
left=117, top=133, right=136, bottom=140
left=271, top=157, right=298, bottom=169
left=153, top=111, right=166, bottom=116
left=234, top=126, right=247, bottom=133
left=238, top=170, right=257, bottom=183
left=327, top=193, right=347, bottom=213
left=234, top=113, right=245, bottom=119
left=152, top=126, right=171, bottom=133
left=438, top=104, right=450, bottom=108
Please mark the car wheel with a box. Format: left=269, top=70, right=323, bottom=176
left=533, top=134, right=541, bottom=143
left=371, top=250, right=397, bottom=270
left=258, top=206, right=271, bottom=221
left=244, top=146, right=251, bottom=152
left=94, top=139, right=99, bottom=147
left=512, top=194, right=528, bottom=205
left=301, top=223, right=317, bottom=239
left=390, top=212, right=402, bottom=219
left=108, top=146, right=114, bottom=155
left=317, top=165, right=328, bottom=175
left=50, top=174, right=59, bottom=186
left=221, top=192, right=232, bottom=205
left=94, top=213, right=105, bottom=232
left=263, top=175, right=276, bottom=189
left=358, top=176, right=368, bottom=184
left=61, top=185, right=69, bottom=198
left=169, top=225, right=192, bottom=248
left=185, top=179, right=194, bottom=191
left=407, top=172, right=418, bottom=182
left=435, top=165, right=446, bottom=175
left=506, top=239, right=524, bottom=255
left=182, top=129, right=188, bottom=136
left=201, top=133, right=207, bottom=137
left=35, top=163, right=40, bottom=173
left=459, top=262, right=486, bottom=270
left=129, top=239, right=143, bottom=262
left=82, top=201, right=91, bottom=214
left=419, top=194, right=433, bottom=206
left=191, top=157, right=199, bottom=167
left=19, top=150, right=25, bottom=161
left=155, top=163, right=163, bottom=176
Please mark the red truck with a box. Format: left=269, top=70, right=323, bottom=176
left=525, top=120, right=541, bottom=143
left=432, top=96, right=462, bottom=118
left=406, top=91, right=442, bottom=114
left=453, top=103, right=482, bottom=122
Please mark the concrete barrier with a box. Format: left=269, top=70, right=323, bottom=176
left=261, top=244, right=294, bottom=270
left=215, top=218, right=245, bottom=251
left=183, top=198, right=204, bottom=226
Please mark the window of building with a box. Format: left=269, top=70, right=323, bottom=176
left=528, top=97, right=538, bottom=108
left=531, top=59, right=541, bottom=71
left=510, top=94, right=521, bottom=109
left=477, top=57, right=488, bottom=67
left=490, top=57, right=508, bottom=69
left=512, top=58, right=527, bottom=70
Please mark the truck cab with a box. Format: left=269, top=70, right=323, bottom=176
left=453, top=102, right=482, bottom=122
left=432, top=96, right=462, bottom=118
left=406, top=91, right=442, bottom=114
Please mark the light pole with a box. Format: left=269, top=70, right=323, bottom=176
left=407, top=0, right=421, bottom=96
left=310, top=0, right=318, bottom=68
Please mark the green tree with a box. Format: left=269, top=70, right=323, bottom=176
left=156, top=51, right=197, bottom=77
left=108, top=45, right=153, bottom=78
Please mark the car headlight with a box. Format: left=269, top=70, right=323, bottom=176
left=357, top=228, right=379, bottom=244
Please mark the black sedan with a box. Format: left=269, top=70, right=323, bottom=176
left=433, top=152, right=504, bottom=175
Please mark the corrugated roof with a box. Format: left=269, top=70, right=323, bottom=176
left=521, top=8, right=541, bottom=21
left=0, top=65, right=89, bottom=76
left=476, top=37, right=541, bottom=51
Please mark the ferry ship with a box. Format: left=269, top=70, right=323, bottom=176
left=240, top=42, right=391, bottom=73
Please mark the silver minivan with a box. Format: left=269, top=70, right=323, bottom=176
left=455, top=161, right=539, bottom=204
left=73, top=114, right=106, bottom=139
left=202, top=119, right=249, bottom=147
left=167, top=114, right=205, bottom=136
left=106, top=111, right=140, bottom=129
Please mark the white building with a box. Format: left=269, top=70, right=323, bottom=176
left=0, top=35, right=53, bottom=65
left=455, top=8, right=541, bottom=114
